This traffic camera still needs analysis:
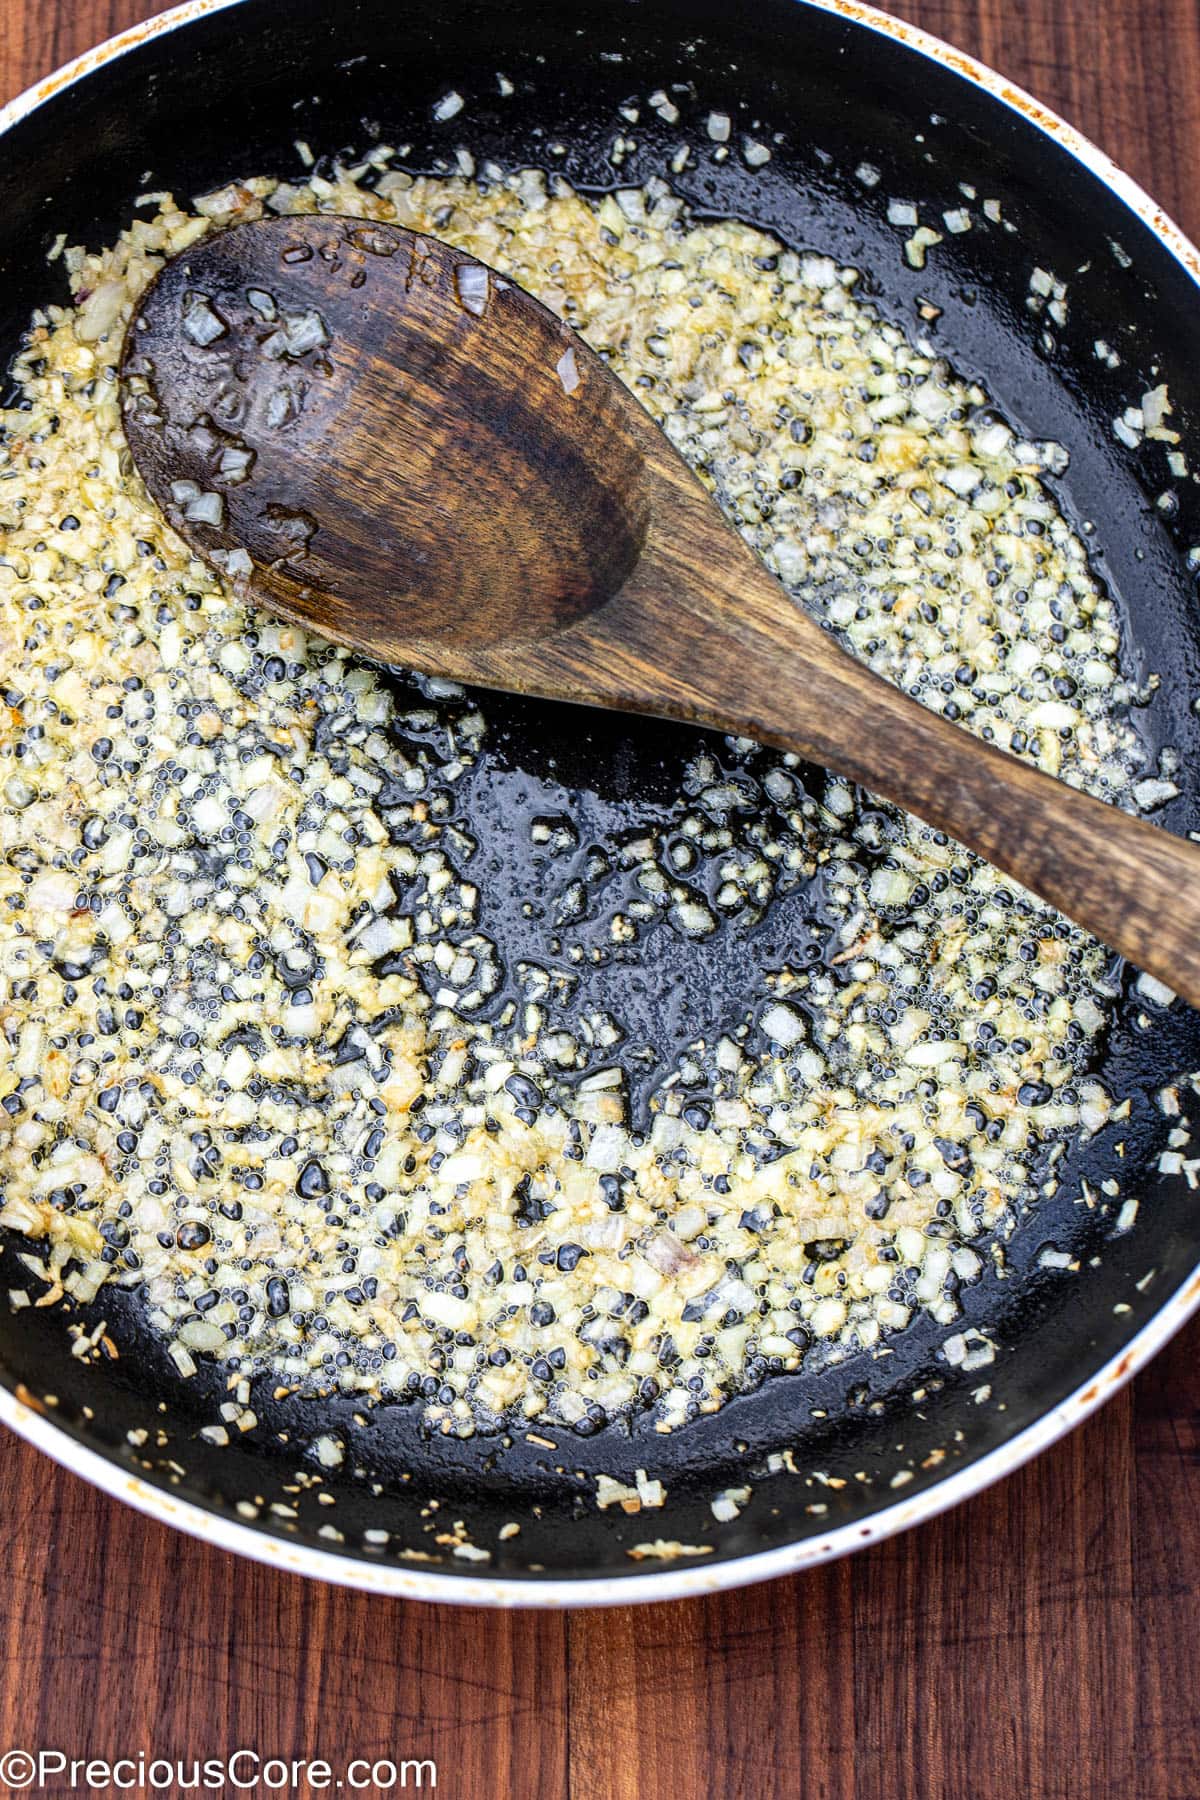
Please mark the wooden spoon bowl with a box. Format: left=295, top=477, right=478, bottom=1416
left=121, top=217, right=653, bottom=651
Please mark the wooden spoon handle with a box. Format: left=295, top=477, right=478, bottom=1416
left=771, top=644, right=1200, bottom=1006
left=563, top=514, right=1200, bottom=1007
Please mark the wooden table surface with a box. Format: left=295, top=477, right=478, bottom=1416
left=3, top=1, right=1200, bottom=1795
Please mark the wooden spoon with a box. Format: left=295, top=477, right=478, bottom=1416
left=121, top=214, right=1200, bottom=1005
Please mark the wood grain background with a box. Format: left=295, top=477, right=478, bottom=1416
left=3, top=2, right=1200, bottom=1796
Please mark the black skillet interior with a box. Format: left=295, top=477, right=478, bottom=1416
left=2, top=0, right=1200, bottom=1588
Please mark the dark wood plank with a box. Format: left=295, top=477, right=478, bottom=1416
left=568, top=1567, right=856, bottom=1800
left=883, top=0, right=1200, bottom=243
left=0, top=1435, right=570, bottom=1796
left=0, top=0, right=152, bottom=110
left=1130, top=1324, right=1200, bottom=1800
left=2, top=5, right=1200, bottom=1800
left=854, top=1389, right=1138, bottom=1800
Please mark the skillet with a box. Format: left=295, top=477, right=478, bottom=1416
left=2, top=0, right=1200, bottom=1604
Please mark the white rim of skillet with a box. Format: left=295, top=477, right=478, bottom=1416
left=2, top=0, right=1200, bottom=1608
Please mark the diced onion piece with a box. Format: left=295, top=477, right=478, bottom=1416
left=184, top=490, right=225, bottom=527
left=556, top=345, right=581, bottom=395
left=455, top=263, right=490, bottom=316
left=181, top=291, right=227, bottom=346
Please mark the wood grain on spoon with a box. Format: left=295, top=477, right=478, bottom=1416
left=120, top=213, right=1200, bottom=1006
